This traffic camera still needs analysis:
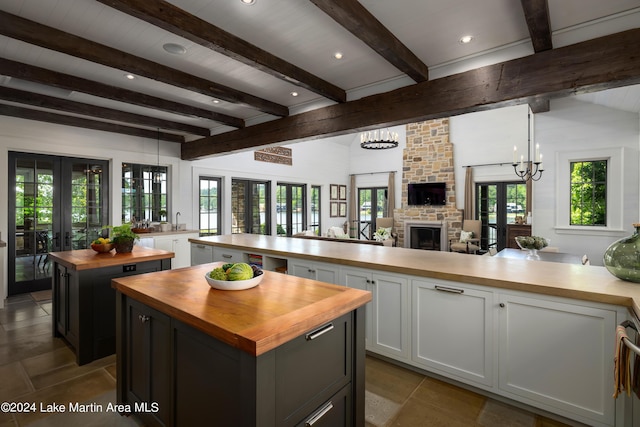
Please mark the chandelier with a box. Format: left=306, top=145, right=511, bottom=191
left=360, top=129, right=399, bottom=150
left=512, top=109, right=543, bottom=181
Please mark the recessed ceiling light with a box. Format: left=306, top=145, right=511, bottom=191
left=290, top=91, right=299, bottom=97
left=334, top=52, right=343, bottom=60
left=124, top=73, right=135, bottom=80
left=240, top=0, right=256, bottom=5
left=163, top=43, right=187, bottom=55
left=459, top=35, right=474, bottom=44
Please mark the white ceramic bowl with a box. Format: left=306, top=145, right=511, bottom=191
left=205, top=272, right=264, bottom=290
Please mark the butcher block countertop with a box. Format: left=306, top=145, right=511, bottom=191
left=48, top=246, right=174, bottom=271
left=190, top=234, right=640, bottom=317
left=112, top=263, right=371, bottom=356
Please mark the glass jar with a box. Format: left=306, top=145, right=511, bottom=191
left=603, top=223, right=640, bottom=283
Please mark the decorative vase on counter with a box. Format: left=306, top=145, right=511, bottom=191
left=603, top=223, right=640, bottom=283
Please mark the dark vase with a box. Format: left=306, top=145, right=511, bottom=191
left=603, top=223, right=640, bottom=283
left=114, top=238, right=135, bottom=254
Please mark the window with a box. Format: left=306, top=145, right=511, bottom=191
left=310, top=185, right=321, bottom=236
left=555, top=147, right=623, bottom=234
left=199, top=176, right=221, bottom=236
left=122, top=163, right=167, bottom=223
left=231, top=179, right=270, bottom=234
left=570, top=160, right=607, bottom=226
left=276, top=183, right=306, bottom=236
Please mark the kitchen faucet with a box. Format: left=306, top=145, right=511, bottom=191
left=175, top=212, right=181, bottom=230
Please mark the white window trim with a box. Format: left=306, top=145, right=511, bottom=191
left=554, top=147, right=627, bottom=237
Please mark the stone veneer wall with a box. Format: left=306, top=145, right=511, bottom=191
left=394, top=118, right=463, bottom=248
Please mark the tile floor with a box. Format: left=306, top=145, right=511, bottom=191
left=0, top=292, right=578, bottom=426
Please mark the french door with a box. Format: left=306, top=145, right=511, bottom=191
left=276, top=183, right=306, bottom=236
left=357, top=187, right=387, bottom=240
left=8, top=152, right=109, bottom=295
left=476, top=182, right=527, bottom=251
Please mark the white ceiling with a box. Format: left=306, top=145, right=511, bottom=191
left=0, top=0, right=638, bottom=142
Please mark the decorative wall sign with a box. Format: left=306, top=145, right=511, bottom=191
left=254, top=146, right=292, bottom=165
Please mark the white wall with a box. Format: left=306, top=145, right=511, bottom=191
left=451, top=100, right=640, bottom=265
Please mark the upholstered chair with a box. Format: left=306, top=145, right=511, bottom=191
left=375, top=217, right=397, bottom=246
left=449, top=220, right=481, bottom=254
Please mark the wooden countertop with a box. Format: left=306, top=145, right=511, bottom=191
left=48, top=246, right=174, bottom=271
left=112, top=263, right=372, bottom=356
left=190, top=234, right=640, bottom=317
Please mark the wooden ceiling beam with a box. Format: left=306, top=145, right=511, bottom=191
left=0, top=104, right=185, bottom=143
left=0, top=86, right=210, bottom=137
left=181, top=28, right=640, bottom=159
left=0, top=10, right=288, bottom=117
left=97, top=0, right=346, bottom=104
left=310, top=0, right=429, bottom=82
left=0, top=58, right=244, bottom=129
left=520, top=0, right=553, bottom=53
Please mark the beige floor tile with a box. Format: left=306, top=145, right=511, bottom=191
left=478, top=399, right=535, bottom=427
left=366, top=356, right=424, bottom=404
left=12, top=369, right=117, bottom=426
left=0, top=322, right=52, bottom=345
left=0, top=333, right=67, bottom=366
left=0, top=362, right=33, bottom=402
left=26, top=353, right=117, bottom=391
left=0, top=301, right=49, bottom=326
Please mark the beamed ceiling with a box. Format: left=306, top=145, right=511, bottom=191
left=0, top=0, right=639, bottom=160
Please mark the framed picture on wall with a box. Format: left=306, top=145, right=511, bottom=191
left=330, top=201, right=339, bottom=217
left=339, top=202, right=347, bottom=217
left=339, top=185, right=347, bottom=200
left=330, top=184, right=339, bottom=200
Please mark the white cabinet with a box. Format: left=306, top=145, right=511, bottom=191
left=137, top=232, right=198, bottom=269
left=497, top=293, right=619, bottom=427
left=288, top=258, right=339, bottom=284
left=412, top=279, right=494, bottom=387
left=341, top=267, right=409, bottom=361
left=212, top=247, right=245, bottom=264
left=191, top=243, right=213, bottom=266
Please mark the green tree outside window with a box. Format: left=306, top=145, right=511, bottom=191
left=570, top=160, right=607, bottom=226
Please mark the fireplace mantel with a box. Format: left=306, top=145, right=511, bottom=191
left=404, top=221, right=448, bottom=251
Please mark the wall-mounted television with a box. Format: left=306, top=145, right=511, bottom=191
left=407, top=182, right=446, bottom=206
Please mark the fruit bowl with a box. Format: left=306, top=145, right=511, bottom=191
left=205, top=272, right=263, bottom=291
left=91, top=243, right=114, bottom=253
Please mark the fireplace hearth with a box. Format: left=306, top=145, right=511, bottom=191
left=404, top=221, right=448, bottom=251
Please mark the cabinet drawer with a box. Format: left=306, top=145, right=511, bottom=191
left=212, top=247, right=245, bottom=263
left=295, top=384, right=352, bottom=427
left=276, top=312, right=352, bottom=425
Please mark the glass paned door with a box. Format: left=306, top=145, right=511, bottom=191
left=8, top=153, right=109, bottom=295
left=476, top=181, right=527, bottom=251
left=357, top=187, right=387, bottom=240
left=276, top=183, right=306, bottom=236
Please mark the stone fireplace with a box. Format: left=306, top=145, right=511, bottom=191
left=404, top=221, right=448, bottom=251
left=393, top=118, right=463, bottom=248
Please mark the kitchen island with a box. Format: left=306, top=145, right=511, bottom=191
left=189, top=234, right=638, bottom=427
left=49, top=246, right=173, bottom=365
left=112, top=263, right=371, bottom=427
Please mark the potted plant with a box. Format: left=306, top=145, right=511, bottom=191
left=108, top=223, right=139, bottom=253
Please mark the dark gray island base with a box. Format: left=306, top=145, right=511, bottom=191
left=113, top=263, right=371, bottom=427
left=49, top=246, right=173, bottom=365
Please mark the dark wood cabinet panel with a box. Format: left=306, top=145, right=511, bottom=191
left=116, top=294, right=364, bottom=427
left=506, top=224, right=531, bottom=249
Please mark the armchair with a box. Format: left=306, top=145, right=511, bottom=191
left=375, top=217, right=398, bottom=247
left=449, top=220, right=481, bottom=254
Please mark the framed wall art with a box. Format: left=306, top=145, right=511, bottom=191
left=330, top=201, right=339, bottom=217
left=339, top=202, right=347, bottom=217
left=339, top=185, right=347, bottom=200
left=330, top=184, right=339, bottom=200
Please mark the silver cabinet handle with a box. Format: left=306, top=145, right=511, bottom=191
left=435, top=285, right=464, bottom=294
left=138, top=314, right=150, bottom=323
left=305, top=401, right=334, bottom=426
left=221, top=254, right=233, bottom=259
left=305, top=323, right=334, bottom=341
left=196, top=244, right=205, bottom=248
